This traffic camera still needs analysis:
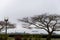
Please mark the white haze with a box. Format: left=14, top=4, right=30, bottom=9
left=0, top=0, right=60, bottom=34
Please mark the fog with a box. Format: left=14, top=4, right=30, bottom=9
left=0, top=0, right=60, bottom=34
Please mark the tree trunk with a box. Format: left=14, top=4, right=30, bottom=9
left=46, top=33, right=52, bottom=40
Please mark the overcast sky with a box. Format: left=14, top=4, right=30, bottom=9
left=0, top=0, right=60, bottom=34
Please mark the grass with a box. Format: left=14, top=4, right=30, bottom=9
left=41, top=38, right=60, bottom=40
left=8, top=37, right=15, bottom=40
left=7, top=37, right=60, bottom=40
left=0, top=37, right=60, bottom=40
left=0, top=34, right=60, bottom=40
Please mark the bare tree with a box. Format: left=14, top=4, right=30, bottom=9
left=18, top=14, right=60, bottom=40
left=0, top=21, right=16, bottom=32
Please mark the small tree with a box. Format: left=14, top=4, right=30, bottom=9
left=0, top=21, right=15, bottom=32
left=18, top=14, right=60, bottom=40
left=0, top=21, right=16, bottom=40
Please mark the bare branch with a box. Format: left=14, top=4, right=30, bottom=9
left=18, top=14, right=60, bottom=34
left=54, top=30, right=60, bottom=31
left=0, top=26, right=4, bottom=31
left=0, top=21, right=16, bottom=31
left=35, top=27, right=48, bottom=32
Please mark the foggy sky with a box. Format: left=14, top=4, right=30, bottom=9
left=0, top=0, right=60, bottom=34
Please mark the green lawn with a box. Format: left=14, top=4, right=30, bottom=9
left=41, top=38, right=60, bottom=40
left=0, top=34, right=60, bottom=40
left=7, top=37, right=60, bottom=40
left=8, top=37, right=15, bottom=40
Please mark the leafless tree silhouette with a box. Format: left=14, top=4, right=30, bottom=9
left=0, top=21, right=16, bottom=32
left=18, top=14, right=60, bottom=40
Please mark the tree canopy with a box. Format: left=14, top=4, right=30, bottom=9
left=18, top=14, right=60, bottom=40
left=0, top=21, right=16, bottom=32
